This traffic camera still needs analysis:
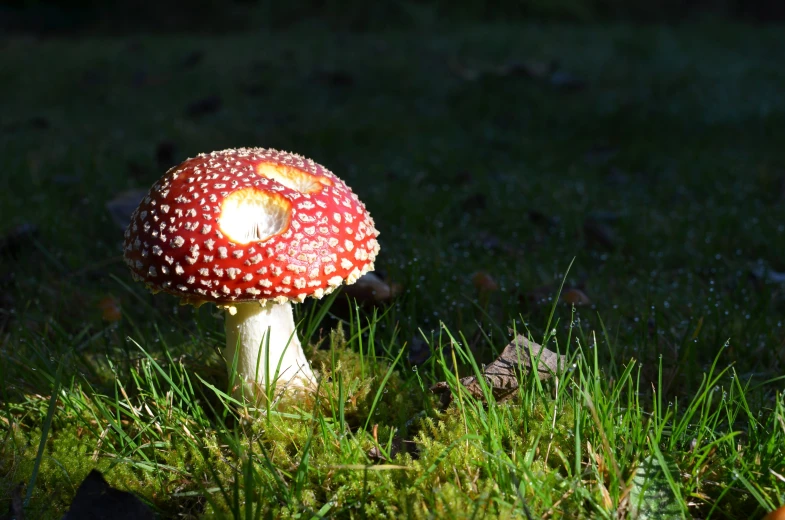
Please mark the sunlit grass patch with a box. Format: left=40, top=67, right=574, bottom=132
left=2, top=301, right=784, bottom=517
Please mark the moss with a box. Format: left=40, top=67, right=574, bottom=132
left=0, top=401, right=233, bottom=518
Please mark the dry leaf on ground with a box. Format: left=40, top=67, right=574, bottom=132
left=98, top=296, right=122, bottom=322
left=523, top=282, right=589, bottom=307
left=430, top=333, right=566, bottom=407
left=472, top=271, right=499, bottom=293
left=341, top=272, right=401, bottom=305
left=562, top=288, right=591, bottom=306
left=63, top=470, right=154, bottom=520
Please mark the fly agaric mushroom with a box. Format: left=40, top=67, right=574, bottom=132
left=123, top=148, right=380, bottom=402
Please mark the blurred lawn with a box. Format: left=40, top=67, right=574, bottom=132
left=2, top=21, right=784, bottom=368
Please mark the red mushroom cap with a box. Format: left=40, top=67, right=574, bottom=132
left=123, top=148, right=380, bottom=306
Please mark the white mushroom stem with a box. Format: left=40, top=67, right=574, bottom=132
left=223, top=300, right=316, bottom=402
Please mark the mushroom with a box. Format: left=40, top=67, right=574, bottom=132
left=123, top=148, right=380, bottom=402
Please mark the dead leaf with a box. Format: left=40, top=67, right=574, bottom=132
left=430, top=333, right=566, bottom=407
left=341, top=272, right=400, bottom=305
left=185, top=95, right=222, bottom=117
left=99, top=296, right=122, bottom=322
left=63, top=470, right=154, bottom=520
left=106, top=189, right=147, bottom=230
left=562, top=288, right=590, bottom=306
left=472, top=271, right=499, bottom=293
left=523, top=282, right=587, bottom=307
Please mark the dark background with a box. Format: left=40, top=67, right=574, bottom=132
left=3, top=0, right=785, bottom=34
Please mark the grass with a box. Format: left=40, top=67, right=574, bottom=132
left=2, top=19, right=785, bottom=518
